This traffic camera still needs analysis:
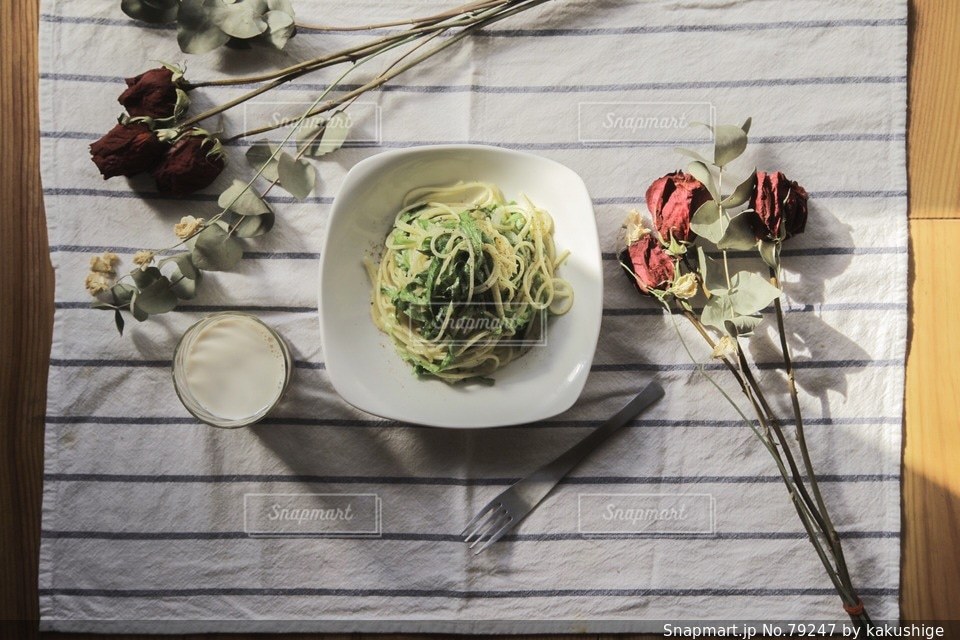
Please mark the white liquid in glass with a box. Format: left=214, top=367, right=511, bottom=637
left=182, top=315, right=287, bottom=421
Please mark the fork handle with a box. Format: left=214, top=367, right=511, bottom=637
left=514, top=381, right=665, bottom=505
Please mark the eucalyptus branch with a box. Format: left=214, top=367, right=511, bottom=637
left=181, top=0, right=516, bottom=97
left=671, top=308, right=856, bottom=607
left=228, top=0, right=552, bottom=141
left=293, top=0, right=506, bottom=32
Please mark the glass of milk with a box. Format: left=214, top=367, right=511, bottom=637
left=172, top=313, right=293, bottom=428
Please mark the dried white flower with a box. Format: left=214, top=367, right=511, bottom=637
left=711, top=335, right=738, bottom=361
left=174, top=215, right=204, bottom=239
left=132, top=250, right=155, bottom=267
left=84, top=272, right=113, bottom=296
left=89, top=252, right=119, bottom=275
left=624, top=209, right=650, bottom=244
left=668, top=272, right=699, bottom=299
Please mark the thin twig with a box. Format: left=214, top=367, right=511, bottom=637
left=229, top=0, right=552, bottom=140
left=294, top=0, right=504, bottom=32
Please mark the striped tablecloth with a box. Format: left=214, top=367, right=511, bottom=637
left=39, top=0, right=907, bottom=633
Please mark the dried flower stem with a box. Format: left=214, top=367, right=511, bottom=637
left=768, top=267, right=863, bottom=621
left=680, top=307, right=870, bottom=631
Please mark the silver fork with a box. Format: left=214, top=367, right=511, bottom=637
left=460, top=381, right=665, bottom=554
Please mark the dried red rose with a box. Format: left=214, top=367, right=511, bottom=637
left=89, top=123, right=167, bottom=179
left=153, top=134, right=225, bottom=196
left=621, top=234, right=675, bottom=295
left=645, top=170, right=711, bottom=243
left=748, top=171, right=809, bottom=241
left=119, top=67, right=181, bottom=119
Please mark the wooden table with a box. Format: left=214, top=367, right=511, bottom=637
left=2, top=1, right=957, bottom=638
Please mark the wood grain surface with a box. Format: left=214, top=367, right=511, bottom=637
left=1, top=0, right=957, bottom=638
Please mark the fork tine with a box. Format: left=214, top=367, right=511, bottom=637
left=468, top=510, right=509, bottom=550
left=459, top=498, right=500, bottom=537
left=474, top=514, right=515, bottom=554
left=462, top=502, right=501, bottom=542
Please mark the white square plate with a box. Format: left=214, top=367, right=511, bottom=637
left=318, top=145, right=602, bottom=428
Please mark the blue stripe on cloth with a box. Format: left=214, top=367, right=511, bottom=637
left=38, top=13, right=907, bottom=36
left=40, top=71, right=907, bottom=93
left=47, top=358, right=324, bottom=370
left=40, top=187, right=909, bottom=204
left=53, top=301, right=908, bottom=314
left=47, top=244, right=908, bottom=261
left=37, top=586, right=898, bottom=598
left=55, top=302, right=319, bottom=313
left=43, top=415, right=901, bottom=428
left=43, top=472, right=897, bottom=485
left=42, top=129, right=907, bottom=147
left=39, top=529, right=899, bottom=541
left=46, top=357, right=901, bottom=373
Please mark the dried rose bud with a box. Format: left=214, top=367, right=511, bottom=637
left=119, top=67, right=184, bottom=119
left=748, top=171, right=809, bottom=241
left=623, top=209, right=650, bottom=244
left=668, top=272, right=699, bottom=299
left=89, top=123, right=167, bottom=179
left=620, top=234, right=675, bottom=295
left=153, top=132, right=225, bottom=196
left=645, top=171, right=711, bottom=243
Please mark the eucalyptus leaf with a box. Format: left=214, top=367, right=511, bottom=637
left=131, top=266, right=162, bottom=289
left=218, top=179, right=271, bottom=216
left=277, top=152, right=316, bottom=199
left=210, top=0, right=269, bottom=39
left=262, top=10, right=295, bottom=49
left=130, top=302, right=149, bottom=322
left=121, top=0, right=179, bottom=23
left=177, top=0, right=231, bottom=54
left=231, top=210, right=275, bottom=237
left=114, top=309, right=125, bottom=335
left=172, top=253, right=199, bottom=280
left=714, top=124, right=748, bottom=167
left=170, top=266, right=201, bottom=299
left=133, top=277, right=179, bottom=314
left=686, top=160, right=718, bottom=200
left=716, top=212, right=760, bottom=251
left=697, top=246, right=728, bottom=295
left=296, top=120, right=325, bottom=153
left=92, top=301, right=115, bottom=311
left=721, top=170, right=757, bottom=208
left=728, top=271, right=781, bottom=316
left=111, top=282, right=137, bottom=306
left=191, top=224, right=244, bottom=271
left=724, top=315, right=762, bottom=337
left=689, top=200, right=726, bottom=243
left=674, top=147, right=712, bottom=166
left=701, top=293, right=734, bottom=334
left=245, top=140, right=281, bottom=182
left=301, top=110, right=351, bottom=158
left=759, top=239, right=781, bottom=270
left=267, top=0, right=295, bottom=14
